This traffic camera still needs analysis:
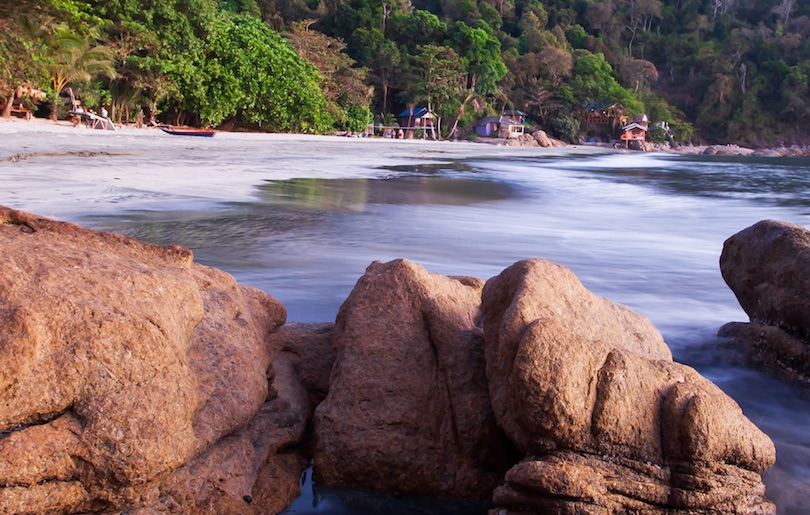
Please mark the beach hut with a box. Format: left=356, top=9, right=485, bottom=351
left=398, top=107, right=437, bottom=138
left=398, top=107, right=434, bottom=129
left=502, top=109, right=526, bottom=124
left=620, top=122, right=647, bottom=148
left=475, top=116, right=524, bottom=139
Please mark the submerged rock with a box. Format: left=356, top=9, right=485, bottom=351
left=719, top=219, right=810, bottom=385
left=0, top=206, right=308, bottom=513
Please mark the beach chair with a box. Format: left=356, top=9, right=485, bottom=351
left=70, top=110, right=117, bottom=131
left=90, top=114, right=117, bottom=131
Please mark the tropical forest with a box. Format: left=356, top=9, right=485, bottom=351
left=1, top=0, right=809, bottom=145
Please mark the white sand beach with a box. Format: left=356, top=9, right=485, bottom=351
left=0, top=117, right=612, bottom=220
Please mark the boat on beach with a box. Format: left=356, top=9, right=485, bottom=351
left=159, top=126, right=216, bottom=137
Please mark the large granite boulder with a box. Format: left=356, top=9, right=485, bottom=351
left=719, top=219, right=810, bottom=384
left=531, top=130, right=565, bottom=147
left=0, top=205, right=779, bottom=514
left=313, top=259, right=519, bottom=500
left=0, top=206, right=308, bottom=513
left=482, top=259, right=776, bottom=514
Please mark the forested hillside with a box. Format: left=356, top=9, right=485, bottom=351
left=1, top=0, right=809, bottom=145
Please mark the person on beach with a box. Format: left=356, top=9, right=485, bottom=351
left=101, top=106, right=108, bottom=119
left=71, top=105, right=84, bottom=127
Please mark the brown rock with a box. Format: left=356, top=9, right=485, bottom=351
left=313, top=259, right=518, bottom=500
left=492, top=451, right=773, bottom=515
left=269, top=322, right=336, bottom=405
left=720, top=220, right=810, bottom=334
left=0, top=206, right=306, bottom=513
left=531, top=130, right=553, bottom=147
left=719, top=220, right=810, bottom=384
left=718, top=321, right=810, bottom=384
left=481, top=259, right=775, bottom=513
left=157, top=353, right=311, bottom=514
left=661, top=376, right=774, bottom=470
left=481, top=259, right=670, bottom=453
left=492, top=451, right=671, bottom=513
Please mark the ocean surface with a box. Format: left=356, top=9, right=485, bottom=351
left=3, top=131, right=809, bottom=513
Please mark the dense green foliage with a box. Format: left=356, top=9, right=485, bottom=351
left=2, top=0, right=810, bottom=143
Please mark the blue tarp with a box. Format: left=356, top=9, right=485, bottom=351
left=398, top=107, right=431, bottom=118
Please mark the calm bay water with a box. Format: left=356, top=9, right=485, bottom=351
left=6, top=134, right=809, bottom=513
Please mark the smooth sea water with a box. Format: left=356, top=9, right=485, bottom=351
left=4, top=134, right=809, bottom=513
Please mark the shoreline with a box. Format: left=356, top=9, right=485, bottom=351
left=4, top=115, right=806, bottom=159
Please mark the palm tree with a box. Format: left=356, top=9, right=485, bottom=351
left=45, top=25, right=117, bottom=120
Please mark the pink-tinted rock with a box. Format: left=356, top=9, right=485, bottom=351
left=156, top=352, right=311, bottom=514
left=491, top=451, right=773, bottom=514
left=481, top=259, right=670, bottom=453
left=313, top=259, right=517, bottom=500
left=0, top=206, right=306, bottom=513
left=268, top=322, right=336, bottom=405
left=531, top=130, right=555, bottom=147
left=482, top=259, right=775, bottom=514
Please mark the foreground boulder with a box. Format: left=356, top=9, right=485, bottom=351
left=0, top=206, right=308, bottom=513
left=313, top=259, right=519, bottom=500
left=719, top=219, right=810, bottom=384
left=483, top=259, right=775, bottom=514
left=0, top=206, right=777, bottom=514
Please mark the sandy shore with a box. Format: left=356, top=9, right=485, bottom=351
left=5, top=116, right=794, bottom=162
left=1, top=117, right=617, bottom=220
left=0, top=116, right=606, bottom=160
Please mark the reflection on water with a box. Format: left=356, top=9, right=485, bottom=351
left=280, top=467, right=491, bottom=515
left=257, top=175, right=517, bottom=211
left=76, top=152, right=810, bottom=514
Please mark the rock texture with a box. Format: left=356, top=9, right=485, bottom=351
left=0, top=206, right=779, bottom=514
left=482, top=259, right=776, bottom=514
left=0, top=206, right=308, bottom=513
left=268, top=322, right=336, bottom=406
left=719, top=219, right=810, bottom=384
left=721, top=219, right=810, bottom=333
left=313, top=259, right=519, bottom=500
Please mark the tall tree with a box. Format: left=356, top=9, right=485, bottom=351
left=537, top=46, right=573, bottom=81
left=406, top=44, right=463, bottom=134
left=286, top=21, right=371, bottom=129
left=198, top=14, right=334, bottom=132
left=447, top=21, right=507, bottom=93
left=351, top=26, right=401, bottom=113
